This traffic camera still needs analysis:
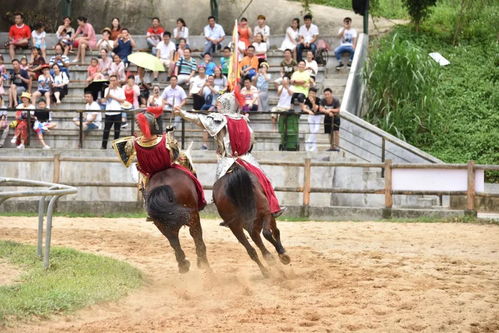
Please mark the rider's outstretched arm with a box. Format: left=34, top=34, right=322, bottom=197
left=174, top=108, right=204, bottom=128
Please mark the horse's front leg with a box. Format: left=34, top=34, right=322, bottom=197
left=154, top=221, right=190, bottom=273
left=188, top=213, right=211, bottom=271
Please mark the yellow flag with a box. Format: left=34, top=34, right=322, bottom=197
left=227, top=20, right=240, bottom=91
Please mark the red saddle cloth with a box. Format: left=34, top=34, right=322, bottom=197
left=135, top=134, right=207, bottom=210
left=225, top=116, right=281, bottom=214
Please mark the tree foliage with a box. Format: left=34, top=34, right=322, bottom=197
left=402, top=0, right=437, bottom=32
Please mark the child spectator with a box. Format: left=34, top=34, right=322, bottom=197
left=254, top=15, right=270, bottom=46
left=239, top=45, right=259, bottom=80
left=155, top=32, right=176, bottom=80
left=51, top=64, right=69, bottom=104
left=113, top=28, right=136, bottom=66
left=252, top=33, right=268, bottom=61
left=49, top=43, right=70, bottom=76
left=303, top=87, right=322, bottom=152
left=11, top=92, right=34, bottom=149
left=56, top=17, right=75, bottom=55
left=146, top=17, right=165, bottom=53
left=8, top=59, right=31, bottom=108
left=335, top=17, right=357, bottom=70
left=31, top=23, right=47, bottom=60
left=203, top=16, right=225, bottom=55
left=33, top=98, right=56, bottom=149
left=98, top=49, right=113, bottom=78
left=109, top=54, right=126, bottom=83
left=297, top=14, right=319, bottom=62
left=320, top=88, right=341, bottom=151
left=255, top=62, right=271, bottom=111
left=189, top=66, right=207, bottom=110
left=72, top=16, right=97, bottom=64
left=220, top=47, right=231, bottom=77
left=20, top=57, right=30, bottom=71
left=110, top=18, right=122, bottom=41
left=201, top=53, right=217, bottom=76
left=6, top=13, right=31, bottom=61
left=97, top=28, right=114, bottom=52
left=32, top=65, right=53, bottom=108
left=305, top=50, right=318, bottom=84
left=280, top=18, right=300, bottom=59
left=173, top=18, right=189, bottom=47
left=175, top=48, right=197, bottom=85
left=271, top=77, right=293, bottom=130
left=86, top=58, right=104, bottom=83
left=0, top=96, right=9, bottom=148
left=28, top=47, right=46, bottom=80
left=240, top=77, right=258, bottom=113
left=73, top=91, right=102, bottom=133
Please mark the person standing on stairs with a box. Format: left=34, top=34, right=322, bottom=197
left=320, top=88, right=341, bottom=152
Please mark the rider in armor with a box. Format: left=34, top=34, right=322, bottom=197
left=112, top=106, right=206, bottom=210
left=174, top=93, right=283, bottom=217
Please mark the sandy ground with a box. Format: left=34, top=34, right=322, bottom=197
left=0, top=259, right=22, bottom=286
left=0, top=216, right=498, bottom=332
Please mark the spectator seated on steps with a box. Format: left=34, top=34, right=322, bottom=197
left=296, top=14, right=319, bottom=62
left=239, top=45, right=259, bottom=81
left=32, top=98, right=57, bottom=150
left=335, top=17, right=357, bottom=70
left=6, top=13, right=31, bottom=61
left=146, top=17, right=165, bottom=54
left=203, top=16, right=225, bottom=56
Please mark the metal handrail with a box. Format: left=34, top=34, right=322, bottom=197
left=0, top=177, right=78, bottom=269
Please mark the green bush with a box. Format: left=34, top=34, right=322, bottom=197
left=364, top=33, right=441, bottom=144
left=300, top=0, right=408, bottom=19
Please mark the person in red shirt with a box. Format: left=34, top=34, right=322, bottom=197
left=146, top=17, right=164, bottom=53
left=7, top=13, right=31, bottom=60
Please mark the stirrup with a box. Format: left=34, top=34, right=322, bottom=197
left=272, top=208, right=286, bottom=218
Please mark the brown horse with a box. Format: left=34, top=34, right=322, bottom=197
left=212, top=163, right=290, bottom=277
left=145, top=167, right=210, bottom=273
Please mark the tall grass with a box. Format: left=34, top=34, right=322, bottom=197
left=364, top=33, right=441, bottom=144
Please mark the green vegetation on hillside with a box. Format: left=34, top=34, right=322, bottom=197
left=364, top=0, right=499, bottom=180
left=0, top=241, right=142, bottom=324
left=304, top=0, right=408, bottom=19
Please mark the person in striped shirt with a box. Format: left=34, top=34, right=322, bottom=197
left=175, top=48, right=197, bottom=86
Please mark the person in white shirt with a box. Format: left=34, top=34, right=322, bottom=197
left=252, top=33, right=268, bottom=60
left=161, top=75, right=187, bottom=131
left=304, top=50, right=318, bottom=84
left=74, top=91, right=102, bottom=133
left=335, top=17, right=358, bottom=70
left=203, top=16, right=225, bottom=55
left=155, top=32, right=176, bottom=80
left=189, top=66, right=208, bottom=110
left=271, top=77, right=293, bottom=130
left=173, top=18, right=190, bottom=46
left=31, top=23, right=47, bottom=59
left=253, top=15, right=270, bottom=47
left=296, top=14, right=319, bottom=62
left=101, top=75, right=125, bottom=149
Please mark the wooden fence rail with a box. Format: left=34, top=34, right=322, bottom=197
left=1, top=155, right=498, bottom=217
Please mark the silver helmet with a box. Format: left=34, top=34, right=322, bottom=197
left=216, top=93, right=238, bottom=115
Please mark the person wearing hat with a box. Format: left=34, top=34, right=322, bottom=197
left=10, top=92, right=35, bottom=149
left=97, top=28, right=114, bottom=52
left=32, top=65, right=53, bottom=108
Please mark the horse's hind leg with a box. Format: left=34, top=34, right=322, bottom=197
left=230, top=222, right=269, bottom=277
left=262, top=216, right=291, bottom=265
left=250, top=216, right=275, bottom=263
left=154, top=222, right=191, bottom=273
left=188, top=213, right=211, bottom=270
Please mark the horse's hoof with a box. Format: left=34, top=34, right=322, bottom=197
left=178, top=260, right=191, bottom=274
left=279, top=253, right=291, bottom=265
left=197, top=258, right=211, bottom=270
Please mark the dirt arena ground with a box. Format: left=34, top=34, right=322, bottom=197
left=1, top=216, right=498, bottom=332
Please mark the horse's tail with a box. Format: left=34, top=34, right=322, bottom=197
left=225, top=164, right=256, bottom=226
left=146, top=185, right=190, bottom=228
